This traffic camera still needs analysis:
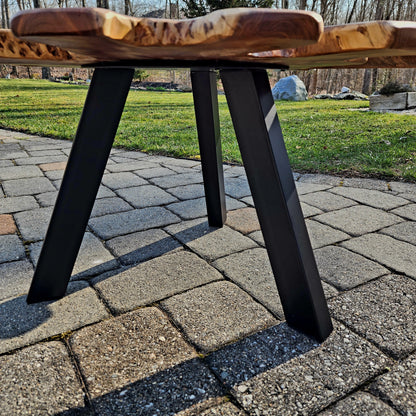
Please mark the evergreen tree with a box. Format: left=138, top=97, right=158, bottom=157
left=183, top=0, right=274, bottom=18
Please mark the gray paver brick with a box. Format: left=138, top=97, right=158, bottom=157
left=162, top=157, right=200, bottom=168
left=241, top=195, right=253, bottom=206
left=224, top=177, right=251, bottom=199
left=330, top=187, right=408, bottom=210
left=370, top=352, right=416, bottom=416
left=390, top=203, right=416, bottom=221
left=134, top=166, right=174, bottom=179
left=381, top=221, right=416, bottom=245
left=117, top=184, right=178, bottom=208
left=69, top=307, right=198, bottom=396
left=247, top=230, right=263, bottom=246
left=0, top=195, right=38, bottom=213
left=295, top=182, right=332, bottom=195
left=0, top=159, right=13, bottom=167
left=21, top=142, right=71, bottom=151
left=93, top=251, right=221, bottom=313
left=396, top=192, right=416, bottom=203
left=213, top=248, right=283, bottom=318
left=165, top=219, right=257, bottom=261
left=0, top=260, right=34, bottom=301
left=315, top=245, right=388, bottom=290
left=225, top=165, right=246, bottom=177
left=106, top=160, right=156, bottom=172
left=388, top=181, right=416, bottom=194
left=0, top=150, right=28, bottom=159
left=0, top=165, right=42, bottom=180
left=196, top=402, right=246, bottom=415
left=30, top=232, right=118, bottom=279
left=0, top=281, right=108, bottom=354
left=43, top=169, right=64, bottom=180
left=300, top=191, right=356, bottom=211
left=89, top=206, right=180, bottom=239
left=101, top=171, right=147, bottom=189
left=314, top=205, right=402, bottom=236
left=225, top=207, right=260, bottom=234
left=110, top=150, right=148, bottom=159
left=297, top=173, right=342, bottom=186
left=27, top=149, right=65, bottom=157
left=2, top=176, right=55, bottom=197
left=152, top=172, right=203, bottom=188
left=14, top=206, right=53, bottom=241
left=342, top=233, right=416, bottom=279
left=14, top=155, right=68, bottom=165
left=341, top=177, right=389, bottom=191
left=301, top=201, right=324, bottom=217
left=35, top=191, right=57, bottom=207
left=72, top=309, right=223, bottom=415
left=167, top=197, right=245, bottom=220
left=208, top=322, right=391, bottom=416
left=0, top=341, right=85, bottom=415
left=318, top=392, right=400, bottom=415
left=161, top=281, right=278, bottom=352
left=306, top=219, right=349, bottom=249
left=91, top=196, right=132, bottom=217
left=0, top=234, right=25, bottom=263
left=167, top=184, right=206, bottom=200
left=329, top=274, right=416, bottom=358
left=106, top=228, right=181, bottom=265
left=97, top=185, right=116, bottom=198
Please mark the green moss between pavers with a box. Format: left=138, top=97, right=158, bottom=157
left=1, top=79, right=416, bottom=181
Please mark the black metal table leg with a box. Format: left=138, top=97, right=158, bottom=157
left=27, top=68, right=134, bottom=303
left=191, top=69, right=226, bottom=227
left=220, top=68, right=332, bottom=341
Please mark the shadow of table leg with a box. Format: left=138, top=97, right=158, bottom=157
left=27, top=68, right=134, bottom=303
left=220, top=68, right=332, bottom=342
left=191, top=69, right=226, bottom=227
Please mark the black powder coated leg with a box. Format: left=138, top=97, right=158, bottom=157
left=191, top=69, right=226, bottom=227
left=27, top=68, right=134, bottom=303
left=220, top=68, right=333, bottom=342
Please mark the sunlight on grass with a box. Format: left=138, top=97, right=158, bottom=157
left=1, top=79, right=416, bottom=181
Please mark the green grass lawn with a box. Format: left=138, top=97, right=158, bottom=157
left=1, top=78, right=416, bottom=181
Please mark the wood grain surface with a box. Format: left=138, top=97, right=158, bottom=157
left=11, top=7, right=323, bottom=62
left=0, top=29, right=92, bottom=66
left=249, top=21, right=416, bottom=69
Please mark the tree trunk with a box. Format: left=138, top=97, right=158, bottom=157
left=310, top=69, right=318, bottom=95
left=371, top=68, right=378, bottom=93
left=124, top=0, right=131, bottom=15
left=362, top=68, right=371, bottom=95
left=42, top=67, right=51, bottom=80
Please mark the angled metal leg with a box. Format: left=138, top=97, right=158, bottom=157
left=191, top=69, right=226, bottom=227
left=27, top=68, right=134, bottom=303
left=220, top=68, right=332, bottom=341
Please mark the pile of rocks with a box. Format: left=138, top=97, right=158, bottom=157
left=315, top=87, right=368, bottom=101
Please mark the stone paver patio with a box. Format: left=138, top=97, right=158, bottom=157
left=1, top=128, right=416, bottom=415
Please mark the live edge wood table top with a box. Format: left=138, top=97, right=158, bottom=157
left=2, top=7, right=416, bottom=70
left=3, top=7, right=416, bottom=343
left=8, top=7, right=323, bottom=67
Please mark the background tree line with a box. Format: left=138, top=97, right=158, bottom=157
left=1, top=0, right=415, bottom=94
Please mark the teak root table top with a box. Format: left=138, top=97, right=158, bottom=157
left=9, top=7, right=322, bottom=67
left=3, top=8, right=416, bottom=69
